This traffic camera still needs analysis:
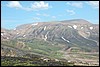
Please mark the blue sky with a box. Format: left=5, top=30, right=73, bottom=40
left=1, top=1, right=99, bottom=29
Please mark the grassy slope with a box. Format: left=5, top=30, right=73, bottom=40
left=1, top=38, right=65, bottom=59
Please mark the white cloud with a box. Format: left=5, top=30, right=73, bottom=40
left=6, top=1, right=32, bottom=11
left=66, top=1, right=83, bottom=8
left=36, top=13, right=41, bottom=16
left=33, top=17, right=40, bottom=20
left=66, top=9, right=75, bottom=15
left=52, top=16, right=56, bottom=18
left=31, top=1, right=50, bottom=10
left=43, top=14, right=50, bottom=17
left=86, top=1, right=99, bottom=9
left=6, top=1, right=51, bottom=11
left=36, top=13, right=50, bottom=17
left=6, top=1, right=22, bottom=8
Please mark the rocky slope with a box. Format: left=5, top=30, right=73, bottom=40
left=1, top=19, right=99, bottom=56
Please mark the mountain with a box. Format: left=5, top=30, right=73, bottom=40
left=1, top=19, right=99, bottom=66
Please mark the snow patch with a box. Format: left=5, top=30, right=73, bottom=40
left=43, top=58, right=49, bottom=62
left=89, top=27, right=93, bottom=30
left=68, top=60, right=71, bottom=62
left=61, top=37, right=66, bottom=41
left=73, top=25, right=77, bottom=29
left=14, top=28, right=16, bottom=30
left=44, top=32, right=49, bottom=41
left=32, top=23, right=38, bottom=26
left=44, top=26, right=47, bottom=30
left=68, top=25, right=72, bottom=28
left=81, top=27, right=83, bottom=29
left=1, top=33, right=3, bottom=36
left=7, top=37, right=9, bottom=39
left=44, top=35, right=47, bottom=41
left=61, top=37, right=70, bottom=42
left=23, top=35, right=26, bottom=37
left=55, top=59, right=59, bottom=61
left=1, top=32, right=6, bottom=35
left=87, top=32, right=90, bottom=35
left=67, top=40, right=69, bottom=42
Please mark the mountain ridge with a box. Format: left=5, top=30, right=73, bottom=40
left=1, top=19, right=99, bottom=30
left=1, top=19, right=99, bottom=66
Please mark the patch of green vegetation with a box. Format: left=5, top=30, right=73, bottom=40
left=1, top=38, right=64, bottom=58
left=1, top=55, right=75, bottom=66
left=13, top=62, right=40, bottom=66
left=78, top=54, right=99, bottom=59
